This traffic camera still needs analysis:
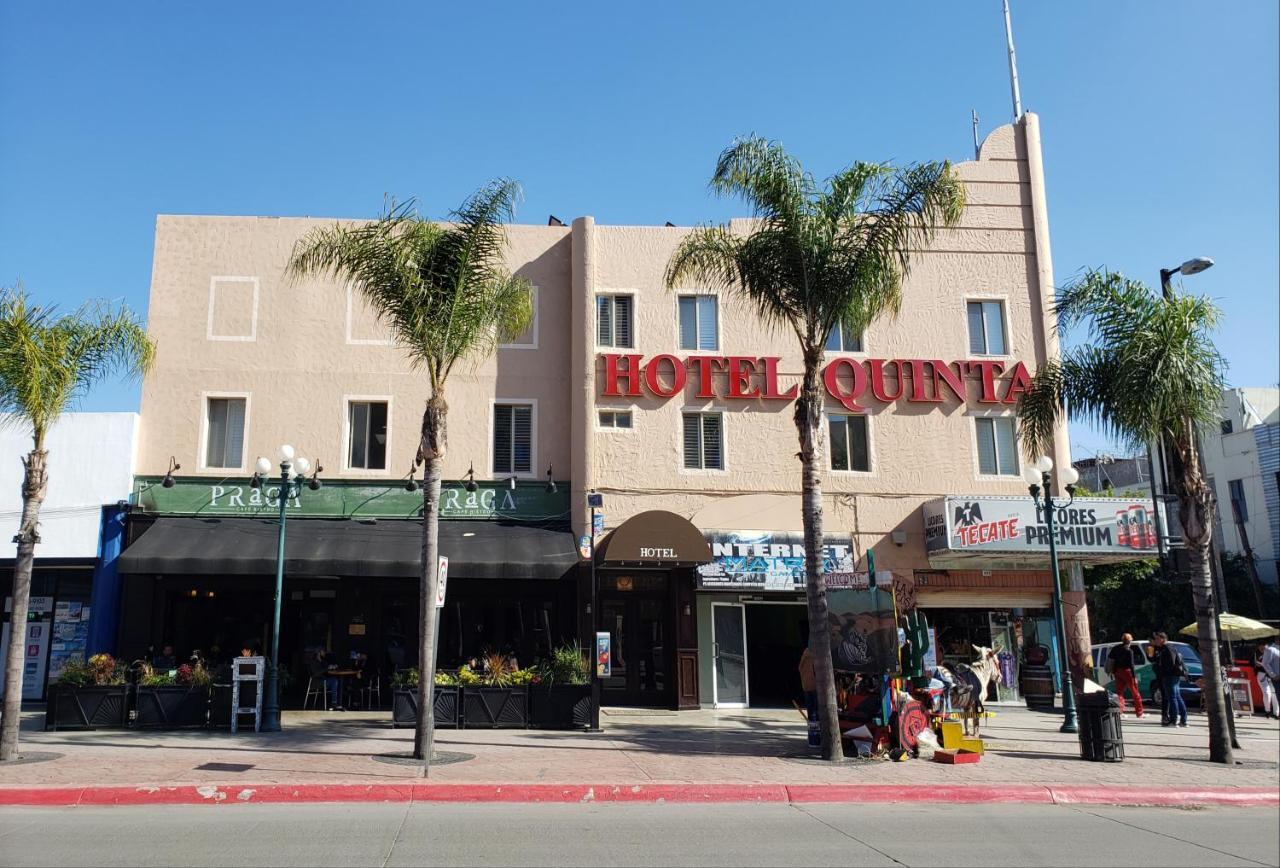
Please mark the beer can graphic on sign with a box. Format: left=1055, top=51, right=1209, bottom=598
left=1128, top=504, right=1149, bottom=549
left=1115, top=509, right=1130, bottom=546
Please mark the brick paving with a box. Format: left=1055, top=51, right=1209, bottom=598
left=2, top=704, right=1276, bottom=790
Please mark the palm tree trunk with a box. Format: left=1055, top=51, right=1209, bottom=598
left=795, top=348, right=843, bottom=761
left=1171, top=427, right=1232, bottom=765
left=1, top=446, right=47, bottom=762
left=413, top=394, right=447, bottom=774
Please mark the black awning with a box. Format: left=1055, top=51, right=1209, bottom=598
left=117, top=517, right=578, bottom=580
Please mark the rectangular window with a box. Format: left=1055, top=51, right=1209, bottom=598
left=678, top=295, right=719, bottom=351
left=967, top=300, right=1007, bottom=355
left=975, top=416, right=1019, bottom=476
left=596, top=295, right=634, bottom=348
left=598, top=410, right=633, bottom=429
left=347, top=401, right=388, bottom=470
left=1228, top=479, right=1248, bottom=521
left=205, top=397, right=246, bottom=469
left=824, top=323, right=864, bottom=353
left=493, top=403, right=533, bottom=474
left=682, top=412, right=723, bottom=470
left=828, top=414, right=871, bottom=472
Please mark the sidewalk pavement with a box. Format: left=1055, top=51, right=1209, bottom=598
left=2, top=703, right=1276, bottom=805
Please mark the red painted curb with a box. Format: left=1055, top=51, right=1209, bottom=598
left=0, top=783, right=1275, bottom=808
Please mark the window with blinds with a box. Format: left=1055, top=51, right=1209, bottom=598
left=205, top=397, right=247, bottom=469
left=682, top=412, right=723, bottom=470
left=678, top=295, right=718, bottom=351
left=824, top=322, right=864, bottom=353
left=596, top=295, right=634, bottom=348
left=828, top=414, right=871, bottom=471
left=975, top=416, right=1019, bottom=476
left=493, top=403, right=533, bottom=474
left=347, top=401, right=389, bottom=470
left=967, top=301, right=1007, bottom=355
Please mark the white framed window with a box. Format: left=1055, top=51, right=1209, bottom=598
left=597, top=294, right=634, bottom=348
left=598, top=410, right=634, bottom=430
left=499, top=285, right=539, bottom=349
left=824, top=323, right=864, bottom=353
left=682, top=412, right=724, bottom=470
left=967, top=300, right=1008, bottom=356
left=974, top=416, right=1020, bottom=476
left=345, top=399, right=390, bottom=471
left=678, top=295, right=719, bottom=351
left=828, top=414, right=871, bottom=472
left=492, top=401, right=535, bottom=475
left=201, top=394, right=249, bottom=470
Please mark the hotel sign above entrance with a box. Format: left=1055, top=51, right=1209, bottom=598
left=599, top=354, right=1032, bottom=411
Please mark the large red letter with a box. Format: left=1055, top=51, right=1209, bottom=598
left=761, top=356, right=799, bottom=400
left=868, top=358, right=905, bottom=402
left=823, top=358, right=868, bottom=412
left=687, top=356, right=724, bottom=399
left=643, top=354, right=687, bottom=398
left=931, top=360, right=967, bottom=403
left=1001, top=361, right=1033, bottom=404
left=966, top=360, right=1005, bottom=403
left=726, top=356, right=762, bottom=399
left=905, top=359, right=939, bottom=403
left=602, top=353, right=643, bottom=397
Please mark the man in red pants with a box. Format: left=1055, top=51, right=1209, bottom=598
left=1107, top=633, right=1144, bottom=717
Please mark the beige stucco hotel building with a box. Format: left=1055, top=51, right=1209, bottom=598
left=117, top=115, right=1158, bottom=710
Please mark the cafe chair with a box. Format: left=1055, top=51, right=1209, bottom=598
left=303, top=675, right=328, bottom=711
left=360, top=671, right=382, bottom=710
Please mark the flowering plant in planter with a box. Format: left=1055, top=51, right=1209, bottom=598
left=46, top=654, right=130, bottom=730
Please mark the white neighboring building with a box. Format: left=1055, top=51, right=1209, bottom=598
left=1, top=412, right=139, bottom=700
left=1200, top=388, right=1280, bottom=587
left=1, top=412, right=140, bottom=559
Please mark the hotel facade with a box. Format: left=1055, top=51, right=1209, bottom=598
left=110, top=115, right=1163, bottom=710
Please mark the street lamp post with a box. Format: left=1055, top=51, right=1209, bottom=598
left=252, top=444, right=320, bottom=733
left=587, top=491, right=603, bottom=732
left=1024, top=455, right=1081, bottom=734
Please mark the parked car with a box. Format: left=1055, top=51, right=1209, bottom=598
left=1090, top=640, right=1203, bottom=710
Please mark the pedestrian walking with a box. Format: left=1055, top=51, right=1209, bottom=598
left=1258, top=638, right=1280, bottom=719
left=1151, top=631, right=1187, bottom=727
left=1106, top=633, right=1144, bottom=717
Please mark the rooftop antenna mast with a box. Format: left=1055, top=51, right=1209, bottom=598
left=972, top=109, right=981, bottom=159
left=1002, top=0, right=1023, bottom=120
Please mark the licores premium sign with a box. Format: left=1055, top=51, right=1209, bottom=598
left=923, top=495, right=1162, bottom=557
left=599, top=353, right=1032, bottom=411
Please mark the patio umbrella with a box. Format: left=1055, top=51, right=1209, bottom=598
left=1180, top=614, right=1279, bottom=642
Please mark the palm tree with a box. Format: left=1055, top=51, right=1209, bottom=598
left=665, top=138, right=965, bottom=760
left=1018, top=268, right=1233, bottom=763
left=0, top=289, right=154, bottom=762
left=288, top=182, right=532, bottom=773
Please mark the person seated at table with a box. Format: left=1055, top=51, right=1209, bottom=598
left=152, top=644, right=176, bottom=671
left=308, top=649, right=342, bottom=710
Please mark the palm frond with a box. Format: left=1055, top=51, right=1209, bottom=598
left=0, top=287, right=153, bottom=440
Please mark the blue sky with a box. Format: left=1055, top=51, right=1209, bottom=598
left=2, top=2, right=1276, bottom=458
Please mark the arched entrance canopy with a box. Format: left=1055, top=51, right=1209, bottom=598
left=595, top=510, right=711, bottom=568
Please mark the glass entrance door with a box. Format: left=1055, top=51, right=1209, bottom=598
left=599, top=587, right=671, bottom=707
left=712, top=603, right=748, bottom=707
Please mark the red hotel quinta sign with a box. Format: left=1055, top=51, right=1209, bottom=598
left=600, top=354, right=1032, bottom=411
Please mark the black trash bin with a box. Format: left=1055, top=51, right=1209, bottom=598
left=1077, top=690, right=1124, bottom=762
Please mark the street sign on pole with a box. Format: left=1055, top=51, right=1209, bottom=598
left=436, top=556, right=449, bottom=608
left=592, top=512, right=605, bottom=534
left=595, top=631, right=611, bottom=677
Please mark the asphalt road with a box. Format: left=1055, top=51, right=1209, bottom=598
left=0, top=803, right=1276, bottom=867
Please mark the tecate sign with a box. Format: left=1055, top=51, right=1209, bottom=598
left=923, top=495, right=1160, bottom=556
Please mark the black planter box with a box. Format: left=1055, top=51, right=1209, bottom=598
left=461, top=686, right=529, bottom=728
left=134, top=686, right=209, bottom=728
left=391, top=687, right=459, bottom=729
left=529, top=684, right=593, bottom=730
left=208, top=684, right=233, bottom=728
left=44, top=685, right=130, bottom=731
